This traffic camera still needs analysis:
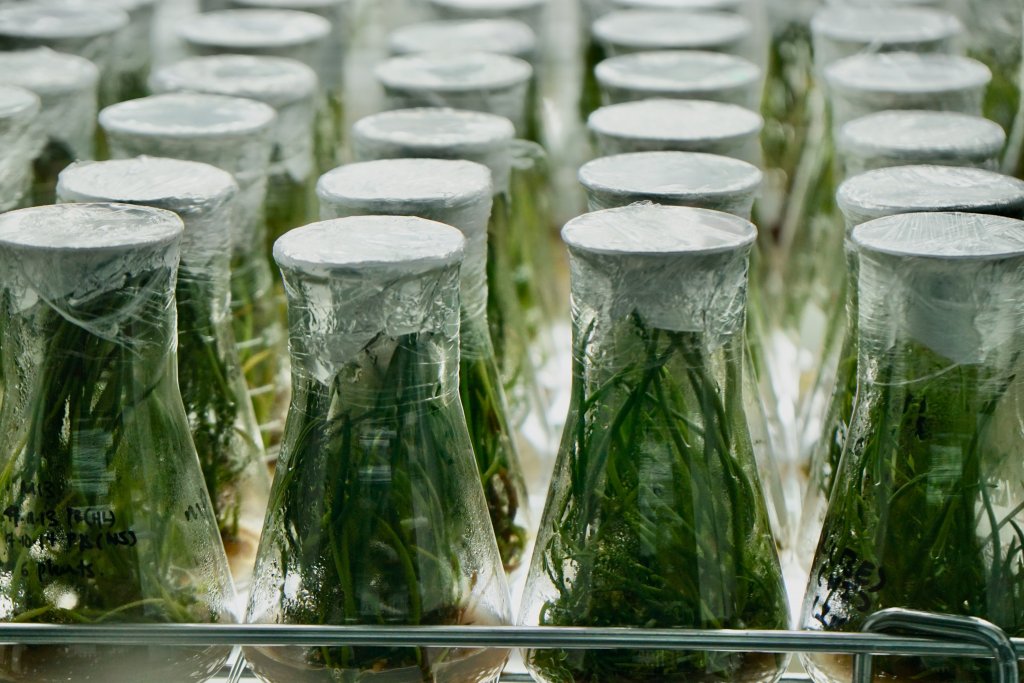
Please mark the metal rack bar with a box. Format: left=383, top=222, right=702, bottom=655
left=0, top=623, right=1020, bottom=659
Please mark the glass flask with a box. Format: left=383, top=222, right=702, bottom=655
left=0, top=85, right=41, bottom=213
left=177, top=9, right=341, bottom=174
left=245, top=216, right=511, bottom=683
left=801, top=211, right=1024, bottom=683
left=107, top=0, right=157, bottom=102
left=587, top=99, right=763, bottom=165
left=579, top=0, right=746, bottom=115
left=0, top=49, right=98, bottom=207
left=0, top=1, right=129, bottom=108
left=375, top=52, right=535, bottom=141
left=0, top=203, right=236, bottom=683
left=316, top=159, right=531, bottom=575
left=583, top=10, right=752, bottom=119
left=422, top=0, right=547, bottom=37
left=825, top=52, right=990, bottom=130
left=351, top=108, right=554, bottom=459
left=770, top=5, right=963, bottom=468
left=55, top=157, right=272, bottom=585
left=576, top=150, right=790, bottom=550
left=522, top=203, right=789, bottom=683
left=796, top=166, right=1024, bottom=572
left=385, top=19, right=543, bottom=145
left=595, top=50, right=762, bottom=110
left=149, top=54, right=319, bottom=262
left=837, top=110, right=1006, bottom=178
left=99, top=93, right=288, bottom=454
left=227, top=0, right=353, bottom=76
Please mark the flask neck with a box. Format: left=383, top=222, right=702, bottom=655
left=281, top=262, right=463, bottom=412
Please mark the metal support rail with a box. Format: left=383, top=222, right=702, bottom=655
left=0, top=610, right=1016, bottom=682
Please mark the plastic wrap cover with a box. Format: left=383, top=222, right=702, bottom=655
left=0, top=85, right=42, bottom=213
left=55, top=157, right=238, bottom=321
left=99, top=93, right=276, bottom=248
left=273, top=215, right=466, bottom=384
left=178, top=9, right=335, bottom=89
left=595, top=50, right=761, bottom=109
left=810, top=6, right=962, bottom=69
left=424, top=0, right=546, bottom=35
left=149, top=55, right=317, bottom=184
left=109, top=0, right=157, bottom=75
left=317, top=158, right=492, bottom=327
left=825, top=52, right=990, bottom=126
left=588, top=98, right=764, bottom=164
left=228, top=0, right=350, bottom=69
left=0, top=1, right=128, bottom=80
left=376, top=52, right=532, bottom=136
left=837, top=165, right=1024, bottom=229
left=388, top=19, right=537, bottom=64
left=352, top=108, right=515, bottom=193
left=852, top=211, right=1024, bottom=365
left=838, top=110, right=1006, bottom=177
left=579, top=151, right=762, bottom=218
left=0, top=48, right=98, bottom=160
left=592, top=10, right=751, bottom=57
left=0, top=203, right=182, bottom=345
left=562, top=203, right=755, bottom=339
left=611, top=0, right=745, bottom=10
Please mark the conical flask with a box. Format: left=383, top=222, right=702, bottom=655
left=316, top=158, right=531, bottom=575
left=149, top=54, right=320, bottom=257
left=0, top=49, right=97, bottom=207
left=0, top=203, right=236, bottom=682
left=522, top=204, right=788, bottom=683
left=352, top=108, right=554, bottom=469
left=796, top=166, right=1024, bottom=571
left=801, top=212, right=1024, bottom=683
left=56, top=157, right=272, bottom=585
left=576, top=150, right=792, bottom=550
left=245, top=216, right=511, bottom=683
left=99, top=92, right=288, bottom=453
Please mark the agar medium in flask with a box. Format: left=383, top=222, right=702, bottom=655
left=245, top=216, right=511, bottom=683
left=522, top=204, right=788, bottom=683
left=802, top=211, right=1024, bottom=682
left=0, top=203, right=236, bottom=682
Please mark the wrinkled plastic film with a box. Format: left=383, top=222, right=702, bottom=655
left=579, top=151, right=763, bottom=218
left=388, top=19, right=538, bottom=64
left=178, top=9, right=335, bottom=90
left=564, top=204, right=754, bottom=343
left=100, top=96, right=276, bottom=256
left=595, top=50, right=762, bottom=109
left=589, top=99, right=764, bottom=165
left=423, top=0, right=547, bottom=35
left=55, top=159, right=237, bottom=324
left=825, top=52, right=990, bottom=126
left=837, top=165, right=1024, bottom=228
left=592, top=10, right=752, bottom=57
left=855, top=212, right=1024, bottom=366
left=0, top=203, right=181, bottom=353
left=0, top=86, right=42, bottom=212
left=274, top=218, right=465, bottom=397
left=838, top=110, right=1006, bottom=176
left=811, top=6, right=963, bottom=70
left=317, top=162, right=493, bottom=339
left=376, top=53, right=533, bottom=136
left=0, top=49, right=98, bottom=162
left=352, top=108, right=516, bottom=194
